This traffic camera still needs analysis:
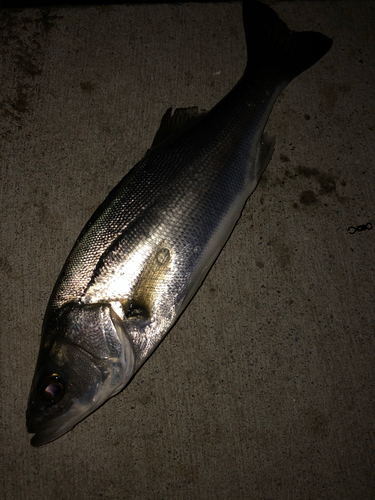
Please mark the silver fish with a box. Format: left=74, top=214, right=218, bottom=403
left=26, top=0, right=332, bottom=446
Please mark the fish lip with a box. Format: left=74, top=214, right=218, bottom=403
left=29, top=425, right=73, bottom=447
left=27, top=411, right=76, bottom=446
left=26, top=400, right=76, bottom=446
left=26, top=383, right=116, bottom=446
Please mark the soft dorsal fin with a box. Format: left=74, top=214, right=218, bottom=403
left=151, top=107, right=206, bottom=149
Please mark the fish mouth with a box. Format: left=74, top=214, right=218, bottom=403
left=26, top=393, right=76, bottom=447
left=26, top=388, right=113, bottom=447
left=26, top=398, right=85, bottom=447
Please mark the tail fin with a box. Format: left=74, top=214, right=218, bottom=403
left=243, top=0, right=332, bottom=79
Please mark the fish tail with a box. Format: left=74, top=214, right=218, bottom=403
left=243, top=0, right=332, bottom=80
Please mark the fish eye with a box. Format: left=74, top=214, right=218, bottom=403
left=38, top=373, right=65, bottom=403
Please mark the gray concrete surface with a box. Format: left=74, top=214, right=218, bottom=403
left=1, top=1, right=374, bottom=498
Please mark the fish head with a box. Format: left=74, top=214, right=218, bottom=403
left=26, top=303, right=135, bottom=446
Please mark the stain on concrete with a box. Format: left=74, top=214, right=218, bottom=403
left=295, top=165, right=350, bottom=204
left=0, top=256, right=13, bottom=277
left=269, top=240, right=291, bottom=268
left=300, top=190, right=317, bottom=205
left=97, top=5, right=117, bottom=14
left=80, top=81, right=96, bottom=93
left=0, top=9, right=62, bottom=137
left=319, top=82, right=352, bottom=115
left=15, top=54, right=43, bottom=78
left=280, top=153, right=290, bottom=163
left=37, top=9, right=63, bottom=32
left=263, top=154, right=349, bottom=207
left=259, top=172, right=268, bottom=185
left=296, top=165, right=336, bottom=195
left=11, top=84, right=30, bottom=114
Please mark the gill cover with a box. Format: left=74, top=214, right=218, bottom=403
left=26, top=303, right=135, bottom=446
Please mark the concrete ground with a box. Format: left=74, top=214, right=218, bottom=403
left=1, top=1, right=374, bottom=499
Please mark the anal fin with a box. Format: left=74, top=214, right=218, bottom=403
left=255, top=132, right=276, bottom=181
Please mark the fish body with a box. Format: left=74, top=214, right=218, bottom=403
left=27, top=1, right=332, bottom=446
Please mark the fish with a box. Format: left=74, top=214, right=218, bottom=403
left=26, top=0, right=332, bottom=446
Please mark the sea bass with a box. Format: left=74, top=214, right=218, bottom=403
left=27, top=0, right=332, bottom=446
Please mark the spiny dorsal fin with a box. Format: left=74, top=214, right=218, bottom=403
left=151, top=107, right=206, bottom=149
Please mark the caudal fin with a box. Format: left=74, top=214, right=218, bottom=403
left=243, top=0, right=332, bottom=80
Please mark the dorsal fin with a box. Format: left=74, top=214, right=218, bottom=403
left=151, top=107, right=206, bottom=149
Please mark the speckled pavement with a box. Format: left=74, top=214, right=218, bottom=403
left=1, top=2, right=374, bottom=498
